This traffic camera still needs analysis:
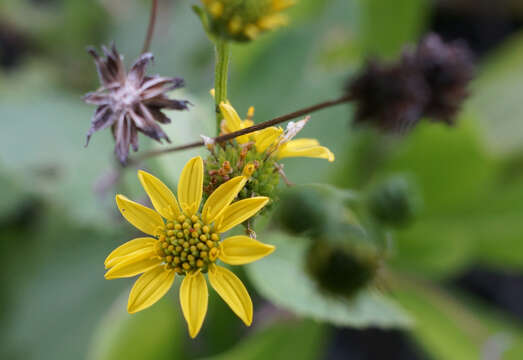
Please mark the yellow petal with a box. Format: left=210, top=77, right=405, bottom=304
left=281, top=138, right=320, bottom=149
left=202, top=176, right=247, bottom=224
left=219, top=102, right=250, bottom=144
left=208, top=265, right=253, bottom=326
left=257, top=14, right=288, bottom=30
left=180, top=272, right=208, bottom=338
left=105, top=237, right=156, bottom=269
left=116, top=194, right=164, bottom=236
left=253, top=127, right=283, bottom=153
left=219, top=235, right=275, bottom=265
left=127, top=265, right=175, bottom=314
left=277, top=140, right=335, bottom=162
left=138, top=170, right=181, bottom=220
left=219, top=102, right=242, bottom=132
left=216, top=197, right=269, bottom=233
left=104, top=247, right=161, bottom=279
left=242, top=119, right=254, bottom=128
left=177, top=156, right=204, bottom=216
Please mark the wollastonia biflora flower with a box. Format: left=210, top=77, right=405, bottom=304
left=201, top=0, right=295, bottom=41
left=204, top=102, right=334, bottom=208
left=105, top=156, right=275, bottom=338
left=84, top=44, right=190, bottom=163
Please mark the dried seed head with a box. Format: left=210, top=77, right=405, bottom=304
left=412, top=33, right=475, bottom=125
left=346, top=33, right=475, bottom=132
left=347, top=58, right=429, bottom=133
left=83, top=44, right=190, bottom=163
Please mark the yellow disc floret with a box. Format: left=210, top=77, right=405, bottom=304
left=158, top=215, right=220, bottom=275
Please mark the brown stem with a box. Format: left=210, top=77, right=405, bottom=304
left=142, top=0, right=158, bottom=54
left=129, top=94, right=353, bottom=165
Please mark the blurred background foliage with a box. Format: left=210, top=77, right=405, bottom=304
left=1, top=0, right=523, bottom=359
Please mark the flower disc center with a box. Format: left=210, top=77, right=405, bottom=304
left=157, top=214, right=220, bottom=275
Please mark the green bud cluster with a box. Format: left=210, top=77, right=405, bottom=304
left=204, top=142, right=280, bottom=212
left=158, top=215, right=220, bottom=275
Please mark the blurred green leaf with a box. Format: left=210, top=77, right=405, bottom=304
left=379, top=119, right=496, bottom=217
left=87, top=295, right=185, bottom=360
left=0, top=93, right=118, bottom=228
left=1, top=206, right=128, bottom=360
left=359, top=0, right=429, bottom=57
left=470, top=31, right=523, bottom=155
left=246, top=232, right=411, bottom=328
left=392, top=275, right=523, bottom=360
left=393, top=280, right=482, bottom=360
left=198, top=320, right=325, bottom=360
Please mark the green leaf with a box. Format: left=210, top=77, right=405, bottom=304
left=246, top=232, right=411, bottom=328
left=0, top=93, right=117, bottom=228
left=393, top=283, right=481, bottom=360
left=359, top=0, right=429, bottom=57
left=198, top=320, right=325, bottom=360
left=392, top=276, right=523, bottom=360
left=87, top=295, right=185, bottom=360
left=470, top=31, right=523, bottom=155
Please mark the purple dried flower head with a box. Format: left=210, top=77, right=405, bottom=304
left=413, top=33, right=475, bottom=124
left=84, top=44, right=190, bottom=163
left=347, top=58, right=429, bottom=133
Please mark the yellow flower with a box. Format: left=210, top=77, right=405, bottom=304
left=105, top=156, right=275, bottom=338
left=201, top=0, right=295, bottom=41
left=219, top=101, right=335, bottom=162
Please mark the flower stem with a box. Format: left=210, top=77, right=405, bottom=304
left=214, top=39, right=230, bottom=134
left=142, top=0, right=158, bottom=54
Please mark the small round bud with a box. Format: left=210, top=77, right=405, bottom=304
left=306, top=238, right=380, bottom=298
left=368, top=176, right=420, bottom=227
left=273, top=184, right=349, bottom=236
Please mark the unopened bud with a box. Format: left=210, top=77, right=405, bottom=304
left=368, top=176, right=420, bottom=227
left=306, top=232, right=380, bottom=298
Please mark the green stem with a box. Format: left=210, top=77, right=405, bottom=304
left=214, top=39, right=230, bottom=134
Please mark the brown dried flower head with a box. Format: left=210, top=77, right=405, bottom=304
left=347, top=33, right=474, bottom=133
left=84, top=44, right=190, bottom=163
left=412, top=34, right=475, bottom=125
left=347, top=58, right=429, bottom=133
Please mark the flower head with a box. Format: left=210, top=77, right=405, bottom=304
left=204, top=101, right=334, bottom=205
left=219, top=101, right=334, bottom=162
left=84, top=44, right=190, bottom=163
left=346, top=33, right=474, bottom=132
left=105, top=156, right=274, bottom=338
left=201, top=0, right=295, bottom=41
left=412, top=34, right=475, bottom=125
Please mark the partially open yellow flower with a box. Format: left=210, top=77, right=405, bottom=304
left=105, top=156, right=274, bottom=338
left=201, top=0, right=295, bottom=41
left=219, top=101, right=335, bottom=162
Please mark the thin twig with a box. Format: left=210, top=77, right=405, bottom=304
left=142, top=0, right=158, bottom=54
left=128, top=94, right=353, bottom=165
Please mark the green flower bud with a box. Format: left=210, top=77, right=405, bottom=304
left=368, top=176, right=420, bottom=227
left=274, top=184, right=359, bottom=236
left=305, top=227, right=380, bottom=298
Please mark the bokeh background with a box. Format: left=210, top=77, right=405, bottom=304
left=2, top=0, right=523, bottom=359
